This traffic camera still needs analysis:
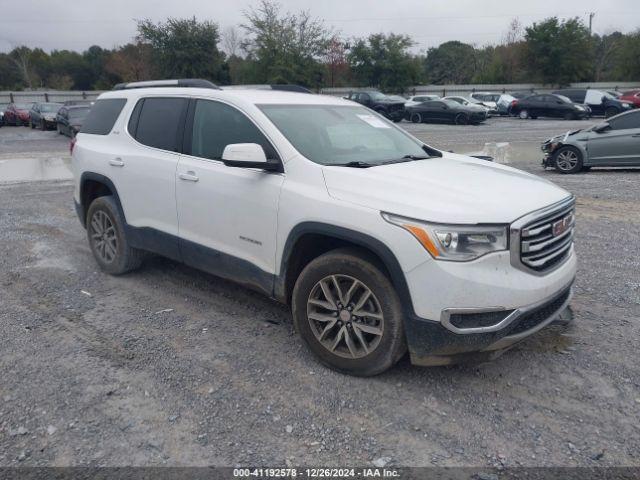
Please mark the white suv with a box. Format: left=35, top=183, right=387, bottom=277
left=72, top=79, right=577, bottom=376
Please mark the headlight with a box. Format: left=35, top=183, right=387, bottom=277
left=576, top=106, right=584, bottom=111
left=622, top=103, right=631, bottom=108
left=382, top=213, right=508, bottom=261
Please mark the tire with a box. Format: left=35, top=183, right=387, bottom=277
left=57, top=124, right=62, bottom=135
left=291, top=248, right=407, bottom=376
left=86, top=196, right=144, bottom=275
left=410, top=112, right=422, bottom=123
left=40, top=120, right=46, bottom=131
left=605, top=107, right=618, bottom=118
left=553, top=146, right=583, bottom=174
left=30, top=121, right=35, bottom=129
left=454, top=113, right=468, bottom=125
left=392, top=117, right=402, bottom=123
left=518, top=109, right=529, bottom=119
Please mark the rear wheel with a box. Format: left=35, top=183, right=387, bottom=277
left=518, top=109, right=529, bottom=119
left=86, top=196, right=144, bottom=275
left=454, top=113, right=468, bottom=125
left=554, top=146, right=583, bottom=174
left=410, top=112, right=422, bottom=123
left=292, top=248, right=407, bottom=376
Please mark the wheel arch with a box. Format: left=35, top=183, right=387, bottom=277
left=275, top=222, right=415, bottom=315
left=78, top=172, right=126, bottom=228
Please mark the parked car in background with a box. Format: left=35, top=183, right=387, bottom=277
left=511, top=94, right=589, bottom=120
left=57, top=105, right=91, bottom=137
left=443, top=95, right=492, bottom=115
left=344, top=90, right=405, bottom=122
left=553, top=89, right=633, bottom=117
left=542, top=109, right=640, bottom=173
left=3, top=103, right=33, bottom=126
left=619, top=90, right=640, bottom=108
left=496, top=94, right=517, bottom=116
left=406, top=99, right=487, bottom=125
left=29, top=102, right=63, bottom=130
left=469, top=92, right=500, bottom=114
left=0, top=104, right=7, bottom=126
left=404, top=94, right=440, bottom=107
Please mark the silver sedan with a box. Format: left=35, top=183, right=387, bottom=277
left=542, top=109, right=640, bottom=173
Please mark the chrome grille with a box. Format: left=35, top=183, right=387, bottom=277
left=511, top=197, right=575, bottom=274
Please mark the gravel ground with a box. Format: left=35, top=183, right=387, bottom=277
left=1, top=119, right=639, bottom=468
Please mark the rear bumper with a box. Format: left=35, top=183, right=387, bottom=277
left=406, top=280, right=574, bottom=366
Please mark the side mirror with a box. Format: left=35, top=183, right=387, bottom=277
left=593, top=122, right=610, bottom=133
left=222, top=143, right=280, bottom=171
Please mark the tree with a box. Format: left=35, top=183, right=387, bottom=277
left=9, top=47, right=37, bottom=88
left=137, top=17, right=226, bottom=82
left=104, top=43, right=156, bottom=83
left=524, top=17, right=592, bottom=84
left=424, top=41, right=477, bottom=84
left=0, top=53, right=22, bottom=89
left=615, top=30, right=640, bottom=80
left=348, top=33, right=421, bottom=92
left=324, top=37, right=350, bottom=87
left=241, top=0, right=331, bottom=87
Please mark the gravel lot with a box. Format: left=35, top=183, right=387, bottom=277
left=1, top=118, right=639, bottom=468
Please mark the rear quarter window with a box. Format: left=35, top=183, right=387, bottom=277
left=81, top=98, right=127, bottom=135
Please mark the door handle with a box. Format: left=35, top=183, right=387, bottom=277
left=109, top=158, right=125, bottom=167
left=179, top=171, right=199, bottom=182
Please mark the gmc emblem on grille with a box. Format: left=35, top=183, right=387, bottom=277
left=552, top=213, right=573, bottom=237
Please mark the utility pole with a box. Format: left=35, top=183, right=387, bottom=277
left=588, top=12, right=595, bottom=35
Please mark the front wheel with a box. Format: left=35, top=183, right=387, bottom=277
left=86, top=196, right=144, bottom=275
left=410, top=112, right=422, bottom=123
left=605, top=107, right=619, bottom=118
left=518, top=110, right=529, bottom=119
left=292, top=248, right=407, bottom=376
left=554, top=146, right=583, bottom=174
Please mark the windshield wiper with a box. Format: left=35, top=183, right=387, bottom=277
left=382, top=154, right=431, bottom=165
left=331, top=161, right=377, bottom=168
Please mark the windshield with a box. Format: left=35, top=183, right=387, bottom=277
left=259, top=104, right=428, bottom=166
left=367, top=92, right=386, bottom=101
left=442, top=99, right=462, bottom=108
left=40, top=104, right=62, bottom=112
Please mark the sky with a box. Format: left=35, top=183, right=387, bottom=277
left=1, top=0, right=638, bottom=54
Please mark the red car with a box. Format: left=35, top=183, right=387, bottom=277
left=619, top=90, right=640, bottom=108
left=3, top=103, right=33, bottom=126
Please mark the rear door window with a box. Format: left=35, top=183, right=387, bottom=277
left=132, top=97, right=188, bottom=152
left=608, top=111, right=640, bottom=130
left=81, top=98, right=127, bottom=135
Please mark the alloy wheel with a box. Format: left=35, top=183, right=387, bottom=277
left=556, top=150, right=578, bottom=171
left=89, top=210, right=118, bottom=263
left=306, top=274, right=384, bottom=359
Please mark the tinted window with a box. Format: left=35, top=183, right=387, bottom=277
left=190, top=100, right=276, bottom=160
left=134, top=97, right=187, bottom=151
left=608, top=111, right=640, bottom=130
left=81, top=98, right=126, bottom=135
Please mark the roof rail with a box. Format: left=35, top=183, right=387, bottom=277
left=112, top=79, right=220, bottom=91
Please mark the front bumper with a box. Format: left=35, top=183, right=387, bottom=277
left=402, top=238, right=577, bottom=365
left=406, top=280, right=574, bottom=366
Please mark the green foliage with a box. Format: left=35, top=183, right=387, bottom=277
left=524, top=17, right=593, bottom=84
left=241, top=0, right=331, bottom=88
left=348, top=33, right=421, bottom=92
left=1, top=14, right=638, bottom=92
left=424, top=41, right=477, bottom=84
left=137, top=17, right=226, bottom=82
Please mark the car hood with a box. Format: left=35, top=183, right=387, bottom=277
left=322, top=153, right=570, bottom=224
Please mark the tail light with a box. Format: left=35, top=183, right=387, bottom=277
left=511, top=100, right=518, bottom=107
left=70, top=137, right=77, bottom=155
